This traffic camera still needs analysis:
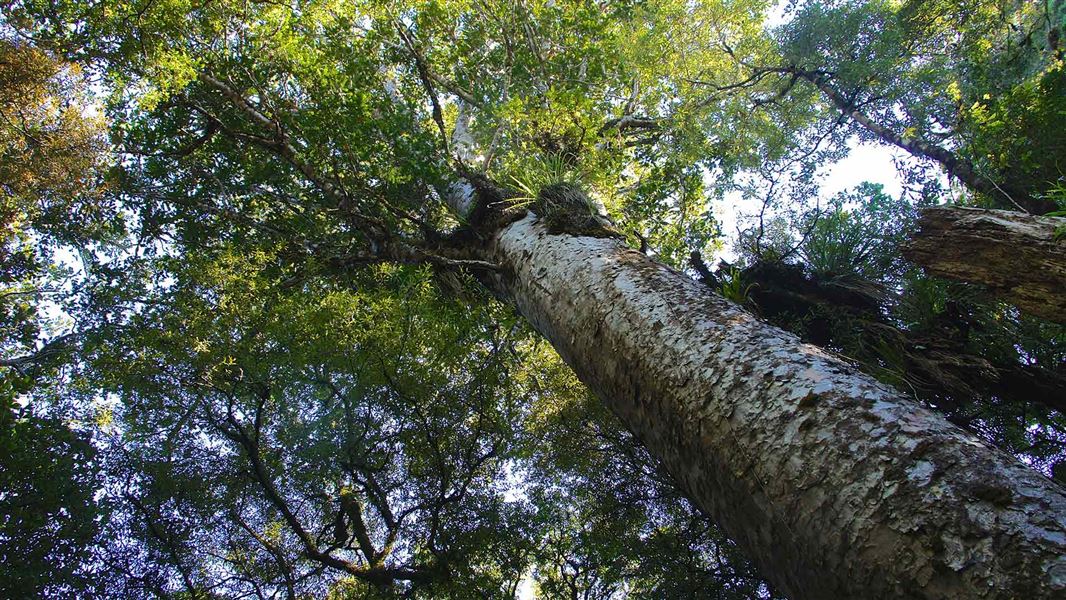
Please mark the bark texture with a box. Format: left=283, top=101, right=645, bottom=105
left=482, top=213, right=1066, bottom=599
left=905, top=206, right=1066, bottom=324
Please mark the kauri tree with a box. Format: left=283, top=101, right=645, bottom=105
left=1, top=1, right=1064, bottom=599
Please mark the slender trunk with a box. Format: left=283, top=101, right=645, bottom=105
left=792, top=70, right=1055, bottom=215
left=905, top=206, right=1066, bottom=324
left=476, top=212, right=1066, bottom=599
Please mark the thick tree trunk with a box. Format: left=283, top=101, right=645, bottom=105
left=905, top=206, right=1066, bottom=324
left=477, top=212, right=1066, bottom=599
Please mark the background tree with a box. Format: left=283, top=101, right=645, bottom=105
left=0, top=36, right=114, bottom=599
left=768, top=0, right=1066, bottom=213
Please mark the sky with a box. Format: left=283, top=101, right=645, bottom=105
left=710, top=141, right=914, bottom=263
left=820, top=143, right=909, bottom=199
left=700, top=0, right=923, bottom=264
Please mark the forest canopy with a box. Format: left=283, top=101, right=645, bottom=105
left=1, top=0, right=1064, bottom=598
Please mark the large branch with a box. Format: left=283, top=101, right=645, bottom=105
left=195, top=74, right=504, bottom=277
left=0, top=332, right=77, bottom=371
left=220, top=415, right=432, bottom=586
left=904, top=206, right=1066, bottom=324
left=694, top=59, right=1052, bottom=212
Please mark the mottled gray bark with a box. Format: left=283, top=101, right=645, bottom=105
left=905, top=206, right=1066, bottom=324
left=479, top=213, right=1066, bottom=599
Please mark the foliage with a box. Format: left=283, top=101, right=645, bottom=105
left=798, top=183, right=914, bottom=279
left=0, top=411, right=105, bottom=598
left=772, top=0, right=1066, bottom=211
left=718, top=266, right=756, bottom=306
left=0, top=0, right=1063, bottom=597
left=0, top=38, right=109, bottom=237
left=0, top=37, right=115, bottom=402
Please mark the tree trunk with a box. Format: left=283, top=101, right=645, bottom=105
left=475, top=211, right=1066, bottom=599
left=904, top=206, right=1066, bottom=324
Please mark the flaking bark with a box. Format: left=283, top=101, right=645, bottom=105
left=477, top=212, right=1066, bottom=599
left=904, top=206, right=1066, bottom=324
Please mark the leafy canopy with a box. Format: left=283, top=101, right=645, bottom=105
left=0, top=0, right=1063, bottom=597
